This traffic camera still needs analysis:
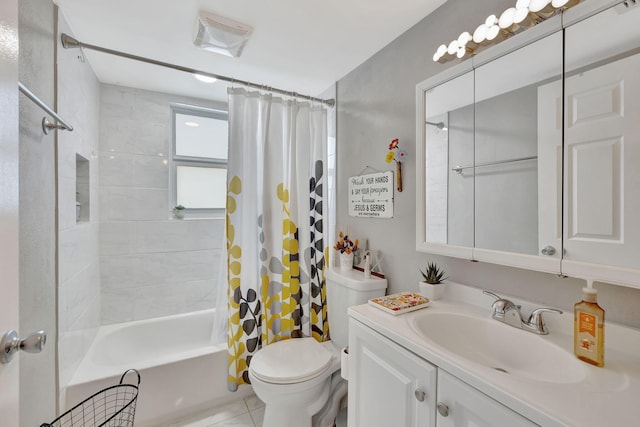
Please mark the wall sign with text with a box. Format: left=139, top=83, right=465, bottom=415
left=348, top=171, right=394, bottom=218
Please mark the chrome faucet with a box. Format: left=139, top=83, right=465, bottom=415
left=482, top=290, right=562, bottom=335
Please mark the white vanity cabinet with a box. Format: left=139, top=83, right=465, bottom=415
left=348, top=318, right=536, bottom=427
left=436, top=370, right=536, bottom=427
left=348, top=319, right=437, bottom=427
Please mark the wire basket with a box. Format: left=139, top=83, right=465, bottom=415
left=41, top=369, right=141, bottom=427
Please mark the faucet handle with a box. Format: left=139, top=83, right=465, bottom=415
left=482, top=290, right=520, bottom=316
left=482, top=290, right=502, bottom=301
left=526, top=308, right=562, bottom=335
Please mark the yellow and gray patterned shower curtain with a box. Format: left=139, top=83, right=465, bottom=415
left=225, top=88, right=329, bottom=391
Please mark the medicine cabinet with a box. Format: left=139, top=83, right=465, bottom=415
left=416, top=0, right=640, bottom=288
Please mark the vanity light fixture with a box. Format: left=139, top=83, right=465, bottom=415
left=432, top=0, right=581, bottom=63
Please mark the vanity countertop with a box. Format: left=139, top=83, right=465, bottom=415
left=348, top=283, right=640, bottom=427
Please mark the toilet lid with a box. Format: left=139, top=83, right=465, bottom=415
left=249, top=338, right=333, bottom=384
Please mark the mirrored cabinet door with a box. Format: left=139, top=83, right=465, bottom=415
left=562, top=3, right=640, bottom=285
left=472, top=31, right=563, bottom=271
left=418, top=69, right=475, bottom=258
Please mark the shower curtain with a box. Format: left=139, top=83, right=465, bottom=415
left=225, top=88, right=329, bottom=391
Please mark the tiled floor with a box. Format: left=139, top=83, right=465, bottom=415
left=162, top=393, right=347, bottom=427
left=164, top=394, right=265, bottom=427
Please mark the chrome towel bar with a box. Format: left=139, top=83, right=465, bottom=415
left=452, top=155, right=537, bottom=174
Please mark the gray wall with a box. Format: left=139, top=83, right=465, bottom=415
left=99, top=84, right=225, bottom=324
left=335, top=0, right=640, bottom=328
left=56, top=10, right=101, bottom=407
left=18, top=0, right=57, bottom=424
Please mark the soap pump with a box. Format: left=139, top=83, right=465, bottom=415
left=574, top=279, right=605, bottom=367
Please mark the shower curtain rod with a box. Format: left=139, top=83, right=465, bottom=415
left=60, top=34, right=336, bottom=107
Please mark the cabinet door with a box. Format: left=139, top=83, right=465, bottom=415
left=563, top=53, right=640, bottom=269
left=436, top=370, right=536, bottom=427
left=348, top=319, right=436, bottom=427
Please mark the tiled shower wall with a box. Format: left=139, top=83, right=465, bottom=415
left=99, top=84, right=227, bottom=324
left=57, top=13, right=101, bottom=401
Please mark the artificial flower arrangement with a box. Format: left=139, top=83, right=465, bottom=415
left=334, top=231, right=359, bottom=254
left=385, top=138, right=407, bottom=192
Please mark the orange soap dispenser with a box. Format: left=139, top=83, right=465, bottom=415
left=574, top=280, right=605, bottom=367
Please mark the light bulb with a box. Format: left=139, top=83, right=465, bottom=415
left=529, top=0, right=551, bottom=12
left=515, top=0, right=531, bottom=8
left=552, top=0, right=576, bottom=7
left=193, top=73, right=217, bottom=83
left=457, top=32, right=472, bottom=47
left=432, top=51, right=441, bottom=62
left=513, top=7, right=530, bottom=24
left=436, top=44, right=448, bottom=56
left=499, top=8, right=516, bottom=29
left=485, top=14, right=498, bottom=26
left=456, top=46, right=467, bottom=59
left=473, top=24, right=489, bottom=44
left=447, top=40, right=459, bottom=55
left=486, top=25, right=500, bottom=41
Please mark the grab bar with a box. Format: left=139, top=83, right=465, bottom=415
left=18, top=82, right=73, bottom=134
left=452, top=155, right=537, bottom=174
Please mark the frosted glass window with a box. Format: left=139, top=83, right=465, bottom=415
left=171, top=105, right=228, bottom=213
left=175, top=113, right=228, bottom=160
left=176, top=166, right=227, bottom=209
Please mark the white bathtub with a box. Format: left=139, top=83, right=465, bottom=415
left=66, top=309, right=252, bottom=426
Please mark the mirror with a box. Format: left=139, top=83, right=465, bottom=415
left=562, top=3, right=640, bottom=281
left=424, top=70, right=474, bottom=250
left=419, top=29, right=563, bottom=271
left=418, top=2, right=640, bottom=286
left=473, top=32, right=563, bottom=259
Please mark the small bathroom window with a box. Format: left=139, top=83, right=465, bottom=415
left=170, top=104, right=228, bottom=212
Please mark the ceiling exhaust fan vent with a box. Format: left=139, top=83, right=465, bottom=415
left=193, top=11, right=253, bottom=58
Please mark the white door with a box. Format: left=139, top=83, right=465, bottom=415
left=0, top=0, right=21, bottom=423
left=348, top=319, right=437, bottom=427
left=563, top=53, right=640, bottom=271
left=436, top=370, right=536, bottom=427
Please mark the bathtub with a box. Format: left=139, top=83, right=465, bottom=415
left=66, top=309, right=252, bottom=426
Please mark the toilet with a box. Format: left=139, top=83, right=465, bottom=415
left=249, top=266, right=387, bottom=427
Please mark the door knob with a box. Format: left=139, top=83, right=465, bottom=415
left=1, top=330, right=47, bottom=364
left=414, top=389, right=426, bottom=402
left=437, top=402, right=450, bottom=417
left=541, top=245, right=556, bottom=256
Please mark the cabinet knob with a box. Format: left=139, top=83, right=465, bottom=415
left=414, top=389, right=426, bottom=402
left=541, top=245, right=556, bottom=256
left=437, top=402, right=450, bottom=417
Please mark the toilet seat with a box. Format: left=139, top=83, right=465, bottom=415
left=249, top=338, right=333, bottom=384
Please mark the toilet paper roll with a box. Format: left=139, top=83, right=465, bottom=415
left=341, top=347, right=349, bottom=380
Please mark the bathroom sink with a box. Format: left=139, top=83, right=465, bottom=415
left=409, top=311, right=585, bottom=384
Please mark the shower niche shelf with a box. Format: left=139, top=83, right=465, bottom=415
left=76, top=153, right=90, bottom=223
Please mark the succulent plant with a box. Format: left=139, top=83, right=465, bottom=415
left=420, top=261, right=447, bottom=284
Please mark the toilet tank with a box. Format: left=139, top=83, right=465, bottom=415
left=326, top=267, right=387, bottom=349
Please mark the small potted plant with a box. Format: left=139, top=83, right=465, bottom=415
left=334, top=231, right=358, bottom=271
left=174, top=205, right=186, bottom=219
left=418, top=261, right=447, bottom=300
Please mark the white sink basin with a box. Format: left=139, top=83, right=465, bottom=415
left=409, top=311, right=585, bottom=384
